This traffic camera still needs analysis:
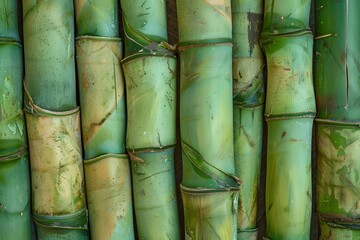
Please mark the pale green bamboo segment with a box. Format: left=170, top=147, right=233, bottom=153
left=0, top=41, right=26, bottom=156
left=179, top=43, right=236, bottom=188
left=232, top=0, right=265, bottom=107
left=314, top=0, right=360, bottom=122
left=316, top=122, right=360, bottom=227
left=34, top=209, right=89, bottom=240
left=176, top=0, right=231, bottom=45
left=84, top=154, right=135, bottom=240
left=262, top=0, right=311, bottom=36
left=181, top=186, right=239, bottom=240
left=76, top=37, right=126, bottom=159
left=233, top=106, right=263, bottom=237
left=0, top=149, right=31, bottom=240
left=23, top=0, right=77, bottom=111
left=25, top=108, right=86, bottom=216
left=122, top=54, right=176, bottom=151
left=75, top=0, right=119, bottom=37
left=130, top=148, right=180, bottom=240
left=266, top=118, right=312, bottom=240
left=0, top=0, right=19, bottom=40
left=119, top=0, right=168, bottom=56
left=319, top=220, right=360, bottom=240
left=261, top=32, right=316, bottom=118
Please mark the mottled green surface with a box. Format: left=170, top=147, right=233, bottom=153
left=181, top=186, right=239, bottom=240
left=84, top=154, right=134, bottom=240
left=0, top=41, right=26, bottom=156
left=119, top=0, right=168, bottom=56
left=0, top=0, right=19, bottom=40
left=76, top=37, right=126, bottom=159
left=262, top=0, right=311, bottom=36
left=0, top=150, right=31, bottom=240
left=179, top=44, right=236, bottom=188
left=130, top=148, right=180, bottom=240
left=122, top=54, right=176, bottom=151
left=25, top=109, right=86, bottom=216
left=266, top=118, right=313, bottom=240
left=75, top=0, right=119, bottom=37
left=177, top=0, right=232, bottom=44
left=319, top=219, right=360, bottom=240
left=23, top=0, right=77, bottom=111
left=314, top=0, right=360, bottom=122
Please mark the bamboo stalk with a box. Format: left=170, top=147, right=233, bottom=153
left=25, top=107, right=86, bottom=216
left=119, top=0, right=168, bottom=56
left=231, top=0, right=265, bottom=238
left=84, top=154, right=134, bottom=240
left=121, top=52, right=180, bottom=239
left=0, top=149, right=31, bottom=240
left=75, top=0, right=119, bottom=37
left=0, top=41, right=26, bottom=156
left=122, top=53, right=177, bottom=151
left=23, top=0, right=77, bottom=111
left=181, top=186, right=239, bottom=239
left=76, top=36, right=126, bottom=159
left=179, top=43, right=237, bottom=189
left=261, top=0, right=315, bottom=237
left=0, top=0, right=19, bottom=41
left=314, top=1, right=360, bottom=237
left=129, top=148, right=180, bottom=239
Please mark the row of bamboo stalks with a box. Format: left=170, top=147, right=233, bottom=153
left=0, top=0, right=359, bottom=239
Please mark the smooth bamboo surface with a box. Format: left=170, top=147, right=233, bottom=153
left=130, top=148, right=180, bottom=239
left=0, top=149, right=31, bottom=240
left=75, top=0, right=119, bottom=37
left=23, top=0, right=77, bottom=111
left=0, top=0, right=19, bottom=40
left=84, top=154, right=134, bottom=240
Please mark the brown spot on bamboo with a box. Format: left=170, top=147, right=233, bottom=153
left=281, top=131, right=286, bottom=139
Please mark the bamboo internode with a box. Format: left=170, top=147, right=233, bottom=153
left=315, top=1, right=360, bottom=237
left=261, top=0, right=315, bottom=239
left=76, top=36, right=126, bottom=159
left=0, top=0, right=20, bottom=41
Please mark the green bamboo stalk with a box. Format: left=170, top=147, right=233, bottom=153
left=314, top=1, right=360, bottom=237
left=231, top=0, right=264, bottom=238
left=0, top=0, right=19, bottom=41
left=76, top=36, right=126, bottom=159
left=179, top=43, right=237, bottom=189
left=119, top=0, right=168, bottom=56
left=25, top=107, right=86, bottom=216
left=0, top=149, right=31, bottom=240
left=266, top=118, right=313, bottom=239
left=176, top=0, right=232, bottom=45
left=121, top=51, right=180, bottom=238
left=33, top=209, right=88, bottom=240
left=262, top=0, right=311, bottom=36
left=0, top=41, right=26, bottom=156
left=23, top=0, right=77, bottom=111
left=314, top=0, right=360, bottom=122
left=122, top=53, right=176, bottom=151
left=233, top=106, right=263, bottom=239
left=75, top=0, right=119, bottom=37
left=129, top=148, right=180, bottom=239
left=84, top=154, right=134, bottom=240
left=181, top=186, right=239, bottom=240
left=261, top=4, right=315, bottom=236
